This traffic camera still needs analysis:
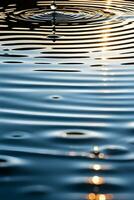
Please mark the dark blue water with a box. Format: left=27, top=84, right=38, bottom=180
left=0, top=0, right=134, bottom=199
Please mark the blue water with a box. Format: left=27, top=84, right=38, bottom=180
left=0, top=0, right=134, bottom=199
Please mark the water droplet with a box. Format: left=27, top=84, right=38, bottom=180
left=50, top=5, right=57, bottom=11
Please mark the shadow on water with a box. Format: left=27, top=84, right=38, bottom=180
left=0, top=0, right=134, bottom=200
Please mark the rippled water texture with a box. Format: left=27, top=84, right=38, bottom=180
left=0, top=0, right=134, bottom=199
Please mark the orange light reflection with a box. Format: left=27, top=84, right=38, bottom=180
left=89, top=176, right=104, bottom=186
left=87, top=193, right=113, bottom=200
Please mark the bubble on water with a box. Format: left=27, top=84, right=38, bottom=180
left=5, top=131, right=30, bottom=140
left=50, top=95, right=62, bottom=100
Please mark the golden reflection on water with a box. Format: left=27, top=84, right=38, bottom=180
left=87, top=193, right=113, bottom=200
left=89, top=146, right=105, bottom=159
left=89, top=176, right=104, bottom=185
left=87, top=146, right=113, bottom=200
left=106, top=0, right=112, bottom=6
left=105, top=0, right=113, bottom=12
left=101, top=27, right=111, bottom=62
left=92, top=164, right=102, bottom=171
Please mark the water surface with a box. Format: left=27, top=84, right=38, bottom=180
left=0, top=0, right=134, bottom=199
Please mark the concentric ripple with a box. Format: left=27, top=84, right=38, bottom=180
left=0, top=0, right=134, bottom=200
left=11, top=6, right=116, bottom=24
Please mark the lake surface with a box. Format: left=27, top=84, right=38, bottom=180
left=0, top=0, right=134, bottom=199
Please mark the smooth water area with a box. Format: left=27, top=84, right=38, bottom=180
left=0, top=0, right=134, bottom=199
